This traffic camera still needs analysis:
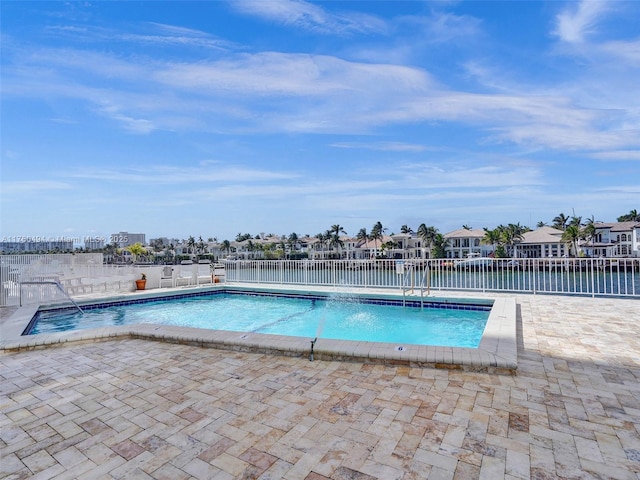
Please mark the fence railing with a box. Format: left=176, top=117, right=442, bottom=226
left=1, top=253, right=138, bottom=307
left=221, top=258, right=640, bottom=298
left=2, top=255, right=638, bottom=307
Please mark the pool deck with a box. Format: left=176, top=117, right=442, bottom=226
left=1, top=287, right=639, bottom=479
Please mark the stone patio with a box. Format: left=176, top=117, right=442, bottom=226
left=1, top=294, right=639, bottom=479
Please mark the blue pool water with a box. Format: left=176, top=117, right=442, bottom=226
left=27, top=292, right=491, bottom=348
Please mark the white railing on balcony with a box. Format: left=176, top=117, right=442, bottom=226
left=221, top=258, right=640, bottom=298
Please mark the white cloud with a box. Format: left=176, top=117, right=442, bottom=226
left=71, top=164, right=299, bottom=184
left=230, top=0, right=387, bottom=35
left=554, top=0, right=610, bottom=43
left=590, top=150, right=640, bottom=161
left=3, top=16, right=637, bottom=152
left=330, top=142, right=430, bottom=153
left=1, top=180, right=72, bottom=194
left=599, top=39, right=640, bottom=66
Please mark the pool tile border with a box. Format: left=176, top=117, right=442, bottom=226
left=0, top=285, right=517, bottom=373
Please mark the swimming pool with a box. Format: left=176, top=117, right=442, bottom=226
left=26, top=290, right=491, bottom=348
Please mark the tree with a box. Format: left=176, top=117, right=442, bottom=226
left=417, top=224, right=438, bottom=258
left=380, top=240, right=396, bottom=257
left=481, top=228, right=502, bottom=255
left=356, top=228, right=369, bottom=245
left=617, top=209, right=639, bottom=222
left=328, top=224, right=346, bottom=257
left=221, top=240, right=231, bottom=257
left=501, top=223, right=527, bottom=257
left=187, top=236, right=196, bottom=254
left=287, top=232, right=299, bottom=259
left=327, top=224, right=347, bottom=253
left=431, top=234, right=449, bottom=259
left=400, top=225, right=413, bottom=234
left=197, top=236, right=205, bottom=254
left=126, top=242, right=147, bottom=264
left=315, top=232, right=327, bottom=259
left=370, top=221, right=386, bottom=257
left=552, top=213, right=570, bottom=230
left=582, top=216, right=597, bottom=251
left=562, top=225, right=581, bottom=257
left=246, top=240, right=256, bottom=259
left=150, top=238, right=165, bottom=253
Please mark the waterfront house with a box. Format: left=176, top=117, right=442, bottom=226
left=518, top=226, right=569, bottom=258
left=582, top=221, right=640, bottom=258
left=444, top=229, right=489, bottom=259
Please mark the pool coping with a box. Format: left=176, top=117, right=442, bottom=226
left=0, top=285, right=518, bottom=373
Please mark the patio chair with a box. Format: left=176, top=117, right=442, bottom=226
left=159, top=266, right=175, bottom=288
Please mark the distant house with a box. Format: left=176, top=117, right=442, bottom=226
left=444, top=229, right=489, bottom=259
left=518, top=227, right=569, bottom=258
left=582, top=222, right=640, bottom=258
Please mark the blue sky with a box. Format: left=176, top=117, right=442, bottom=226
left=1, top=0, right=639, bottom=244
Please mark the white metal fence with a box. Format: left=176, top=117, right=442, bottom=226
left=1, top=254, right=139, bottom=307
left=0, top=254, right=223, bottom=307
left=221, top=258, right=640, bottom=298
left=2, top=255, right=638, bottom=307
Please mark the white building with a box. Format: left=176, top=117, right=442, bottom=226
left=517, top=227, right=569, bottom=258
left=444, top=229, right=489, bottom=259
left=582, top=222, right=640, bottom=258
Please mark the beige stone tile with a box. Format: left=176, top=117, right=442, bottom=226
left=1, top=293, right=639, bottom=479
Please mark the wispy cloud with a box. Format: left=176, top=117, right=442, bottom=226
left=71, top=164, right=299, bottom=184
left=3, top=38, right=636, bottom=152
left=45, top=21, right=233, bottom=50
left=1, top=180, right=72, bottom=194
left=554, top=0, right=611, bottom=43
left=330, top=142, right=431, bottom=153
left=229, top=0, right=387, bottom=36
left=589, top=150, right=640, bottom=161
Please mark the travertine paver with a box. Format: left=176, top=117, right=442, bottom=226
left=1, top=294, right=639, bottom=479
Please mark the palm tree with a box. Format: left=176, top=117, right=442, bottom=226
left=552, top=213, right=570, bottom=230
left=536, top=221, right=547, bottom=228
left=329, top=224, right=346, bottom=238
left=186, top=236, right=196, bottom=255
left=328, top=225, right=346, bottom=258
left=287, top=232, right=299, bottom=259
left=481, top=228, right=502, bottom=256
left=197, top=236, right=205, bottom=254
left=380, top=240, right=396, bottom=257
left=502, top=223, right=527, bottom=257
left=417, top=224, right=438, bottom=258
left=370, top=221, right=386, bottom=257
left=126, top=242, right=147, bottom=264
left=356, top=227, right=369, bottom=245
left=400, top=225, right=413, bottom=234
left=246, top=240, right=255, bottom=259
left=431, top=234, right=449, bottom=259
left=562, top=225, right=581, bottom=257
left=315, top=232, right=326, bottom=259
left=617, top=209, right=639, bottom=222
left=582, top=216, right=597, bottom=250
left=221, top=240, right=231, bottom=258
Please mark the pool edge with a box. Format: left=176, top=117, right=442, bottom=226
left=0, top=286, right=517, bottom=374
